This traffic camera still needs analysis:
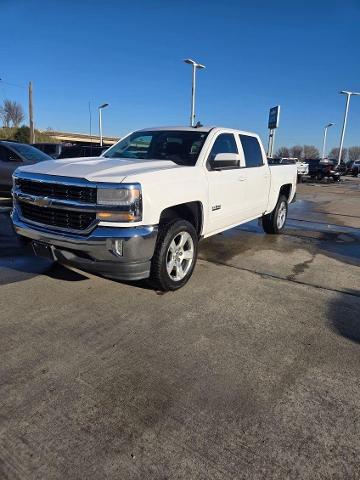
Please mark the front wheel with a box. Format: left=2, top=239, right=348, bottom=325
left=149, top=219, right=198, bottom=291
left=262, top=195, right=288, bottom=234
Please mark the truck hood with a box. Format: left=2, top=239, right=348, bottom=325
left=17, top=157, right=182, bottom=183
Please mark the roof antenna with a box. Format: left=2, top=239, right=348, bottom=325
left=195, top=121, right=203, bottom=128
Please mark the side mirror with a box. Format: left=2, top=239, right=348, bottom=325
left=211, top=153, right=241, bottom=169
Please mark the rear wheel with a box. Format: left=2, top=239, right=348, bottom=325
left=149, top=219, right=198, bottom=291
left=262, top=195, right=288, bottom=234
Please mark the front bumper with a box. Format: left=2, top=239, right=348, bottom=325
left=11, top=210, right=158, bottom=281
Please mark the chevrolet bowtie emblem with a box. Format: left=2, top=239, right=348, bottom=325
left=32, top=196, right=52, bottom=208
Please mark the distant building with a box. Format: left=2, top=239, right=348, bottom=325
left=40, top=130, right=118, bottom=146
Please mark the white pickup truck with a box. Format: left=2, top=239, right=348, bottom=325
left=12, top=126, right=297, bottom=290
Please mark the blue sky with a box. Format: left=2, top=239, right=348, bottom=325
left=1, top=0, right=359, bottom=152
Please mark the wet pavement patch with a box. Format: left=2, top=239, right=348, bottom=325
left=199, top=218, right=360, bottom=269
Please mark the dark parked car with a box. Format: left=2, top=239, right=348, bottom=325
left=0, top=141, right=52, bottom=196
left=267, top=157, right=296, bottom=165
left=345, top=161, right=355, bottom=175
left=306, top=158, right=341, bottom=182
left=334, top=160, right=347, bottom=175
left=32, top=142, right=64, bottom=159
left=33, top=142, right=107, bottom=159
left=349, top=160, right=360, bottom=176
left=58, top=144, right=107, bottom=158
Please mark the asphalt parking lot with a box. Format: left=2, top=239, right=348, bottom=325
left=1, top=178, right=360, bottom=479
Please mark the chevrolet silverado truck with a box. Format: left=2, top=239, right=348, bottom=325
left=11, top=126, right=297, bottom=291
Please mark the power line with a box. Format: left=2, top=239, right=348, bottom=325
left=0, top=78, right=26, bottom=89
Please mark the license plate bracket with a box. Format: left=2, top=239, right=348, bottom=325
left=32, top=241, right=55, bottom=260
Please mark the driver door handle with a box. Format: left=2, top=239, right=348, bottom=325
left=238, top=175, right=247, bottom=182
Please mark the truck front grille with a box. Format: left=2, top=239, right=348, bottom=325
left=19, top=201, right=96, bottom=231
left=17, top=178, right=97, bottom=204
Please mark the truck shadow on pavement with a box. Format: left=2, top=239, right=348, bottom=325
left=327, top=289, right=360, bottom=344
left=0, top=255, right=89, bottom=286
left=0, top=211, right=89, bottom=285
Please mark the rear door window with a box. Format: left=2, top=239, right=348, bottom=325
left=239, top=135, right=263, bottom=168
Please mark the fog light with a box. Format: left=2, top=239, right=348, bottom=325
left=112, top=239, right=123, bottom=257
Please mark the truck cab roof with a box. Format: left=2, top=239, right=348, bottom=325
left=138, top=126, right=216, bottom=133
left=137, top=125, right=259, bottom=137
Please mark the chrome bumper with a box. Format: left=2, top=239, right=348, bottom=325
left=11, top=210, right=158, bottom=281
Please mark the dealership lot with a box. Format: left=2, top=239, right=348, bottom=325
left=0, top=179, right=359, bottom=479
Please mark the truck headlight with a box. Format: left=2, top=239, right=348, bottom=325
left=97, top=184, right=142, bottom=222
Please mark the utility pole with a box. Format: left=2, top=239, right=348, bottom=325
left=28, top=81, right=35, bottom=143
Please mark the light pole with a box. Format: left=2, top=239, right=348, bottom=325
left=322, top=122, right=334, bottom=160
left=98, top=103, right=109, bottom=146
left=184, top=59, right=205, bottom=127
left=338, top=91, right=360, bottom=165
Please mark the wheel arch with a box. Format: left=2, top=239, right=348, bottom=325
left=279, top=183, right=292, bottom=201
left=159, top=201, right=204, bottom=237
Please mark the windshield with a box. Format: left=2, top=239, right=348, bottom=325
left=9, top=143, right=52, bottom=162
left=104, top=130, right=209, bottom=166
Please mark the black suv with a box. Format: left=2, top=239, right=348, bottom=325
left=349, top=160, right=360, bottom=176
left=58, top=144, right=108, bottom=158
left=306, top=159, right=341, bottom=182
left=33, top=142, right=107, bottom=159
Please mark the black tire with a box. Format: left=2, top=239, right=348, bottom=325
left=149, top=219, right=198, bottom=291
left=262, top=195, right=288, bottom=234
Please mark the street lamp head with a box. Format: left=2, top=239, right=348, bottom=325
left=340, top=90, right=360, bottom=96
left=184, top=58, right=206, bottom=69
left=99, top=103, right=109, bottom=109
left=326, top=122, right=334, bottom=127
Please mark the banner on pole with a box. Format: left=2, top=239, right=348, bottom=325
left=268, top=105, right=280, bottom=129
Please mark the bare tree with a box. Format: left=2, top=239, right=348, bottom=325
left=348, top=146, right=360, bottom=162
left=303, top=145, right=320, bottom=159
left=0, top=99, right=24, bottom=128
left=289, top=145, right=303, bottom=159
left=0, top=101, right=11, bottom=127
left=328, top=147, right=348, bottom=161
left=275, top=146, right=290, bottom=158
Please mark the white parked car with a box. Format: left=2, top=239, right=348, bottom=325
left=12, top=126, right=297, bottom=290
left=295, top=160, right=309, bottom=177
